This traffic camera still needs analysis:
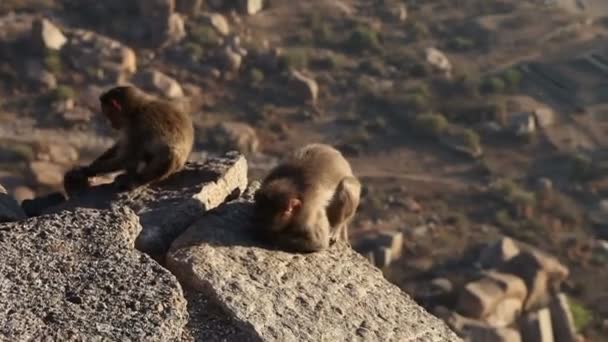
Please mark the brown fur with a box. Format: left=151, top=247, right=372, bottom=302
left=70, top=85, right=194, bottom=191
left=253, top=143, right=361, bottom=253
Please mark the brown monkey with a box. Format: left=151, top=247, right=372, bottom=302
left=69, top=85, right=194, bottom=191
left=253, top=143, right=361, bottom=253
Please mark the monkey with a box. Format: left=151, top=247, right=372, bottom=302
left=253, top=143, right=361, bottom=253
left=67, top=85, right=194, bottom=192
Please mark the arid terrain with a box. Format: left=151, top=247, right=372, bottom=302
left=1, top=0, right=608, bottom=340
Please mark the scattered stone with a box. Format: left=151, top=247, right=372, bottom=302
left=31, top=18, right=67, bottom=51
left=0, top=207, right=188, bottom=340
left=431, top=278, right=454, bottom=294
left=425, top=47, right=452, bottom=77
left=0, top=184, right=26, bottom=223
left=219, top=47, right=243, bottom=72
left=209, top=121, right=260, bottom=154
left=167, top=189, right=461, bottom=341
left=29, top=161, right=64, bottom=187
left=509, top=112, right=536, bottom=136
left=458, top=277, right=508, bottom=320
left=63, top=107, right=94, bottom=124
left=468, top=325, right=522, bottom=342
left=205, top=13, right=230, bottom=36
left=288, top=70, right=318, bottom=105
left=534, top=108, right=556, bottom=128
left=480, top=237, right=521, bottom=268
left=403, top=196, right=422, bottom=212
left=241, top=0, right=264, bottom=15
left=374, top=246, right=393, bottom=268
left=549, top=293, right=577, bottom=342
left=166, top=13, right=187, bottom=46
left=44, top=153, right=248, bottom=257
left=36, top=143, right=79, bottom=166
left=520, top=308, right=554, bottom=342
left=12, top=186, right=35, bottom=203
left=377, top=230, right=404, bottom=259
left=136, top=70, right=184, bottom=99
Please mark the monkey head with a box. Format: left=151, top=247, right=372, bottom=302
left=253, top=180, right=302, bottom=232
left=99, top=86, right=138, bottom=130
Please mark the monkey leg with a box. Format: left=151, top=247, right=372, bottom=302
left=126, top=151, right=177, bottom=189
left=327, top=176, right=361, bottom=246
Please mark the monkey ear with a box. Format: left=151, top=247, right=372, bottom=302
left=286, top=198, right=302, bottom=214
left=111, top=99, right=122, bottom=112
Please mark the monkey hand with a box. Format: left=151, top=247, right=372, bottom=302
left=63, top=167, right=92, bottom=196
left=114, top=173, right=138, bottom=192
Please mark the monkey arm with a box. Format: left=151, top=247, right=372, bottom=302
left=84, top=143, right=128, bottom=177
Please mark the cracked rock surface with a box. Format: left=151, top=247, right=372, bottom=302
left=0, top=207, right=188, bottom=341
left=168, top=185, right=460, bottom=342
left=44, top=152, right=248, bottom=256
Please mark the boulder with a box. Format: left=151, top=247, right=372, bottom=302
left=31, top=18, right=67, bottom=51
left=29, top=160, right=64, bottom=186
left=0, top=207, right=188, bottom=340
left=205, top=13, right=230, bottom=36
left=479, top=237, right=521, bottom=268
left=377, top=230, right=404, bottom=259
left=219, top=47, right=243, bottom=72
left=425, top=47, right=452, bottom=77
left=240, top=0, right=264, bottom=15
left=458, top=272, right=526, bottom=326
left=520, top=308, right=554, bottom=342
left=166, top=13, right=186, bottom=46
left=12, top=186, right=35, bottom=203
left=65, top=29, right=137, bottom=83
left=209, top=121, right=260, bottom=154
left=167, top=186, right=461, bottom=341
left=43, top=152, right=248, bottom=257
left=500, top=250, right=568, bottom=310
left=288, top=70, right=319, bottom=105
left=136, top=70, right=184, bottom=99
left=0, top=184, right=26, bottom=223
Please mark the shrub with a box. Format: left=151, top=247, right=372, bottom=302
left=346, top=25, right=380, bottom=52
left=249, top=68, right=264, bottom=84
left=52, top=85, right=75, bottom=101
left=569, top=153, right=593, bottom=181
left=190, top=25, right=220, bottom=46
left=449, top=36, right=476, bottom=51
left=414, top=113, right=449, bottom=137
left=569, top=297, right=593, bottom=332
left=482, top=77, right=506, bottom=93
left=503, top=68, right=522, bottom=89
left=406, top=21, right=430, bottom=40
left=494, top=178, right=536, bottom=206
left=184, top=42, right=204, bottom=61
left=44, top=50, right=62, bottom=74
left=281, top=48, right=309, bottom=69
left=462, top=128, right=481, bottom=151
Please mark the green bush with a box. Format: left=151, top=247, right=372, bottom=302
left=184, top=42, right=204, bottom=61
left=462, top=128, right=481, bottom=151
left=503, top=68, right=522, bottom=89
left=494, top=178, right=536, bottom=206
left=569, top=297, right=593, bottom=332
left=449, top=36, right=476, bottom=51
left=52, top=85, right=75, bottom=101
left=569, top=153, right=593, bottom=181
left=190, top=25, right=220, bottom=46
left=414, top=113, right=449, bottom=137
left=346, top=25, right=381, bottom=52
left=281, top=48, right=309, bottom=69
left=482, top=77, right=506, bottom=93
left=44, top=50, right=62, bottom=74
left=249, top=68, right=264, bottom=84
left=406, top=21, right=430, bottom=40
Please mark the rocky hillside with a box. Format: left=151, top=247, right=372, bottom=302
left=0, top=153, right=459, bottom=341
left=1, top=0, right=608, bottom=341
